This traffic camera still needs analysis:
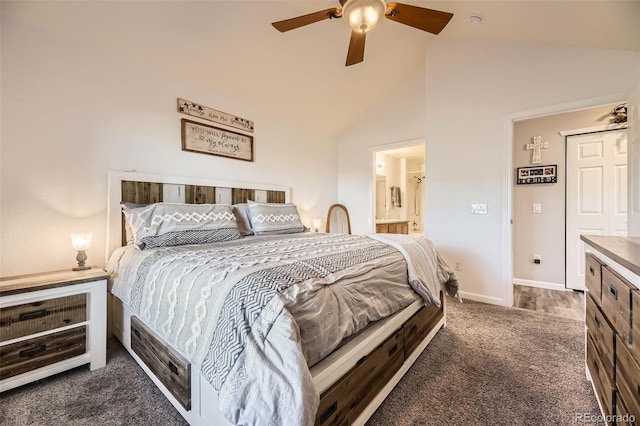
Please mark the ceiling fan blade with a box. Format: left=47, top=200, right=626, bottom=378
left=385, top=2, right=453, bottom=35
left=339, top=0, right=348, bottom=5
left=346, top=30, right=366, bottom=66
left=272, top=8, right=341, bottom=32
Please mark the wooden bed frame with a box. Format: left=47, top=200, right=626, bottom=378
left=106, top=171, right=446, bottom=426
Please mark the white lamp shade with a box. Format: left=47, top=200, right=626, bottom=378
left=71, top=233, right=92, bottom=251
left=342, top=0, right=386, bottom=33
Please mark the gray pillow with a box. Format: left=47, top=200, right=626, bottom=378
left=123, top=203, right=241, bottom=249
left=232, top=203, right=254, bottom=236
left=120, top=202, right=146, bottom=245
left=247, top=201, right=306, bottom=235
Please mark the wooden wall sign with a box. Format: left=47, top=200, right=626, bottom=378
left=516, top=164, right=557, bottom=185
left=177, top=98, right=254, bottom=133
left=181, top=119, right=253, bottom=162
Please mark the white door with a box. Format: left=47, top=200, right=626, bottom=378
left=566, top=129, right=627, bottom=290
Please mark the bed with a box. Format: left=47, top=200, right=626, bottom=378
left=105, top=171, right=458, bottom=426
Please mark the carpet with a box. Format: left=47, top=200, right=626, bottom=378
left=0, top=298, right=601, bottom=426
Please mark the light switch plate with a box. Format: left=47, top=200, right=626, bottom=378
left=470, top=203, right=488, bottom=215
left=532, top=203, right=542, bottom=214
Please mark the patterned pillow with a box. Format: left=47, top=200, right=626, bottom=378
left=120, top=202, right=146, bottom=245
left=232, top=203, right=254, bottom=236
left=123, top=203, right=241, bottom=249
left=247, top=201, right=306, bottom=235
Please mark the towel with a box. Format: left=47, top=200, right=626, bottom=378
left=390, top=186, right=401, bottom=207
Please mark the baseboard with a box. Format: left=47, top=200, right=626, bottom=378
left=458, top=291, right=507, bottom=306
left=513, top=278, right=566, bottom=291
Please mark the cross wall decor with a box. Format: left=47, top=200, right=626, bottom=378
left=526, top=136, right=549, bottom=164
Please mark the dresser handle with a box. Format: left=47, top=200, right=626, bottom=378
left=594, top=316, right=600, bottom=328
left=319, top=401, right=337, bottom=424
left=168, top=360, right=179, bottom=375
left=409, top=324, right=417, bottom=335
left=637, top=384, right=640, bottom=398
left=609, top=286, right=617, bottom=300
left=589, top=266, right=595, bottom=276
left=19, top=309, right=48, bottom=321
left=593, top=359, right=599, bottom=373
left=133, top=329, right=141, bottom=338
left=19, top=344, right=46, bottom=358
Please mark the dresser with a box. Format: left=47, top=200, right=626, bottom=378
left=375, top=220, right=409, bottom=234
left=582, top=236, right=640, bottom=425
left=0, top=268, right=108, bottom=392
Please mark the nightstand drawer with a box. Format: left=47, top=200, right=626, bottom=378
left=586, top=294, right=615, bottom=380
left=616, top=335, right=640, bottom=423
left=0, top=326, right=86, bottom=380
left=601, top=266, right=633, bottom=343
left=0, top=294, right=86, bottom=342
left=131, top=316, right=191, bottom=410
left=585, top=253, right=604, bottom=305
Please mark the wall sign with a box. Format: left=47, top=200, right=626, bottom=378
left=177, top=98, right=254, bottom=133
left=181, top=119, right=253, bottom=162
left=516, top=165, right=557, bottom=185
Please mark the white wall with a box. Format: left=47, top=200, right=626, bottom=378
left=424, top=41, right=639, bottom=305
left=338, top=41, right=638, bottom=306
left=338, top=69, right=426, bottom=234
left=1, top=11, right=338, bottom=276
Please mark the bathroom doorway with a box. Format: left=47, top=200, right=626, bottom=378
left=372, top=140, right=425, bottom=235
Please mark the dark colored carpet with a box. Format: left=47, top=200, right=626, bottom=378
left=0, top=299, right=601, bottom=426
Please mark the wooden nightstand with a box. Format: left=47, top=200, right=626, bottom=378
left=0, top=268, right=108, bottom=392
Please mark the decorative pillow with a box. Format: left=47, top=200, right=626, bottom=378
left=123, top=203, right=241, bottom=249
left=121, top=202, right=147, bottom=245
left=232, top=203, right=254, bottom=236
left=247, top=201, right=306, bottom=236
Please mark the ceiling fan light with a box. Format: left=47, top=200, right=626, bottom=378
left=342, top=0, right=386, bottom=33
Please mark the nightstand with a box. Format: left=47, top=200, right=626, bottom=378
left=0, top=268, right=108, bottom=392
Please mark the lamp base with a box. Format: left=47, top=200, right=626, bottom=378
left=73, top=265, right=91, bottom=271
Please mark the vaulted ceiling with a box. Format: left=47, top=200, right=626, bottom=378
left=5, top=1, right=639, bottom=137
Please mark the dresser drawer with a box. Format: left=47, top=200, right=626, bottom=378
left=616, top=335, right=640, bottom=423
left=316, top=329, right=403, bottom=425
left=404, top=303, right=443, bottom=360
left=0, top=294, right=86, bottom=342
left=0, top=326, right=86, bottom=380
left=615, top=393, right=637, bottom=426
left=631, top=291, right=640, bottom=367
left=601, top=267, right=633, bottom=343
left=131, top=316, right=191, bottom=410
left=585, top=253, right=605, bottom=305
left=586, top=294, right=616, bottom=380
left=587, top=333, right=616, bottom=421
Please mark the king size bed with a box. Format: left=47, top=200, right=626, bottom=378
left=105, top=171, right=458, bottom=426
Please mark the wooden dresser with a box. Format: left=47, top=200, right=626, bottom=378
left=375, top=220, right=409, bottom=235
left=582, top=236, right=640, bottom=425
left=0, top=268, right=108, bottom=392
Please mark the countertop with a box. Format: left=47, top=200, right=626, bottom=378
left=580, top=235, right=640, bottom=277
left=375, top=219, right=409, bottom=224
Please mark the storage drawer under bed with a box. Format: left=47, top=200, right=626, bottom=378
left=0, top=326, right=86, bottom=380
left=130, top=316, right=191, bottom=410
left=315, top=328, right=404, bottom=425
left=404, top=303, right=444, bottom=360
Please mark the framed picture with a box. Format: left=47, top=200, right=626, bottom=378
left=181, top=119, right=253, bottom=162
left=516, top=165, right=557, bottom=185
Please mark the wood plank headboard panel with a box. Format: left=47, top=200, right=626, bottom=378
left=108, top=171, right=291, bottom=261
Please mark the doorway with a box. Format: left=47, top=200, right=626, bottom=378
left=371, top=140, right=425, bottom=234
left=510, top=102, right=627, bottom=309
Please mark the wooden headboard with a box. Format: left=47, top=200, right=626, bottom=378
left=107, top=171, right=290, bottom=261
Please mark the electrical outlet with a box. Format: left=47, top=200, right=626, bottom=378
left=533, top=254, right=541, bottom=264
left=454, top=262, right=462, bottom=271
left=470, top=203, right=488, bottom=215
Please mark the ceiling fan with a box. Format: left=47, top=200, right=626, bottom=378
left=272, top=0, right=454, bottom=66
